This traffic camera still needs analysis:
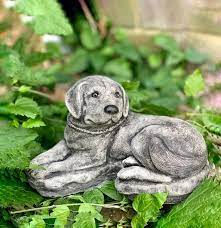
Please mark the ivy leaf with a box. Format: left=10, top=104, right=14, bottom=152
left=132, top=193, right=167, bottom=227
left=9, top=97, right=41, bottom=119
left=157, top=179, right=221, bottom=228
left=0, top=125, right=39, bottom=169
left=0, top=177, right=42, bottom=208
left=22, top=119, right=46, bottom=128
left=184, top=69, right=205, bottom=97
left=50, top=205, right=70, bottom=228
left=99, top=181, right=123, bottom=201
left=16, top=0, right=73, bottom=35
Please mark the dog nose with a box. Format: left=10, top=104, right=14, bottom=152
left=104, top=105, right=119, bottom=114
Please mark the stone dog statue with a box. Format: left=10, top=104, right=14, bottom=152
left=29, top=75, right=209, bottom=203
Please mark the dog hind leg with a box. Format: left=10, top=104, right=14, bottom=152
left=115, top=164, right=209, bottom=203
left=131, top=124, right=207, bottom=178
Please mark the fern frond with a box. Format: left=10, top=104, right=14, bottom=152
left=157, top=178, right=221, bottom=228
left=0, top=126, right=40, bottom=169
left=0, top=177, right=42, bottom=208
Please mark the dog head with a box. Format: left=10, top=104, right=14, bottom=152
left=65, top=75, right=129, bottom=126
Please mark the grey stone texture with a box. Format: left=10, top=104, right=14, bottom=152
left=28, top=75, right=209, bottom=203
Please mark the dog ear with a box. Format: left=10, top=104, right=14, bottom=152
left=120, top=84, right=129, bottom=117
left=65, top=81, right=86, bottom=119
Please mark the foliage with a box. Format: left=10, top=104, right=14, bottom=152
left=131, top=193, right=168, bottom=228
left=16, top=0, right=73, bottom=35
left=157, top=179, right=221, bottom=228
left=0, top=0, right=221, bottom=227
left=184, top=69, right=205, bottom=97
left=0, top=177, right=43, bottom=208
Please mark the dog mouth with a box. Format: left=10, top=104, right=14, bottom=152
left=85, top=118, right=113, bottom=125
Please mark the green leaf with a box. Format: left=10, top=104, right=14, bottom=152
left=83, top=189, right=104, bottom=211
left=0, top=44, right=12, bottom=58
left=184, top=69, right=205, bottom=97
left=50, top=205, right=70, bottom=228
left=64, top=48, right=89, bottom=75
left=127, top=90, right=150, bottom=108
left=80, top=23, right=101, bottom=50
left=201, top=112, right=221, bottom=135
left=73, top=212, right=96, bottom=228
left=131, top=213, right=146, bottom=228
left=0, top=125, right=39, bottom=169
left=100, top=46, right=115, bottom=57
left=184, top=48, right=208, bottom=64
left=1, top=53, right=55, bottom=86
left=89, top=51, right=107, bottom=71
left=132, top=193, right=167, bottom=227
left=133, top=193, right=167, bottom=213
left=153, top=34, right=180, bottom=53
left=122, top=81, right=140, bottom=91
left=113, top=42, right=140, bottom=61
left=202, top=112, right=221, bottom=127
left=18, top=215, right=46, bottom=228
left=0, top=177, right=42, bottom=207
left=9, top=97, right=41, bottom=119
left=22, top=119, right=46, bottom=128
left=103, top=58, right=132, bottom=81
left=99, top=181, right=123, bottom=201
left=112, top=28, right=128, bottom=42
left=67, top=194, right=85, bottom=202
left=78, top=203, right=104, bottom=222
left=165, top=52, right=184, bottom=66
left=18, top=85, right=31, bottom=93
left=16, top=0, right=73, bottom=35
left=133, top=103, right=175, bottom=116
left=147, top=53, right=163, bottom=68
left=28, top=216, right=46, bottom=228
left=24, top=52, right=53, bottom=66
left=157, top=179, right=221, bottom=228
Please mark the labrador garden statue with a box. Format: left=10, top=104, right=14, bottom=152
left=29, top=75, right=209, bottom=203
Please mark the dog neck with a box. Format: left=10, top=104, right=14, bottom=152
left=67, top=113, right=126, bottom=135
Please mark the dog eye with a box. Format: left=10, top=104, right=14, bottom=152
left=115, top=91, right=120, bottom=98
left=91, top=91, right=99, bottom=98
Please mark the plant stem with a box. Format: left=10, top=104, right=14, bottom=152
left=12, top=86, right=53, bottom=101
left=10, top=202, right=126, bottom=214
left=78, top=0, right=98, bottom=32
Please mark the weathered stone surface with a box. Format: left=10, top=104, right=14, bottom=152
left=29, top=75, right=209, bottom=203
